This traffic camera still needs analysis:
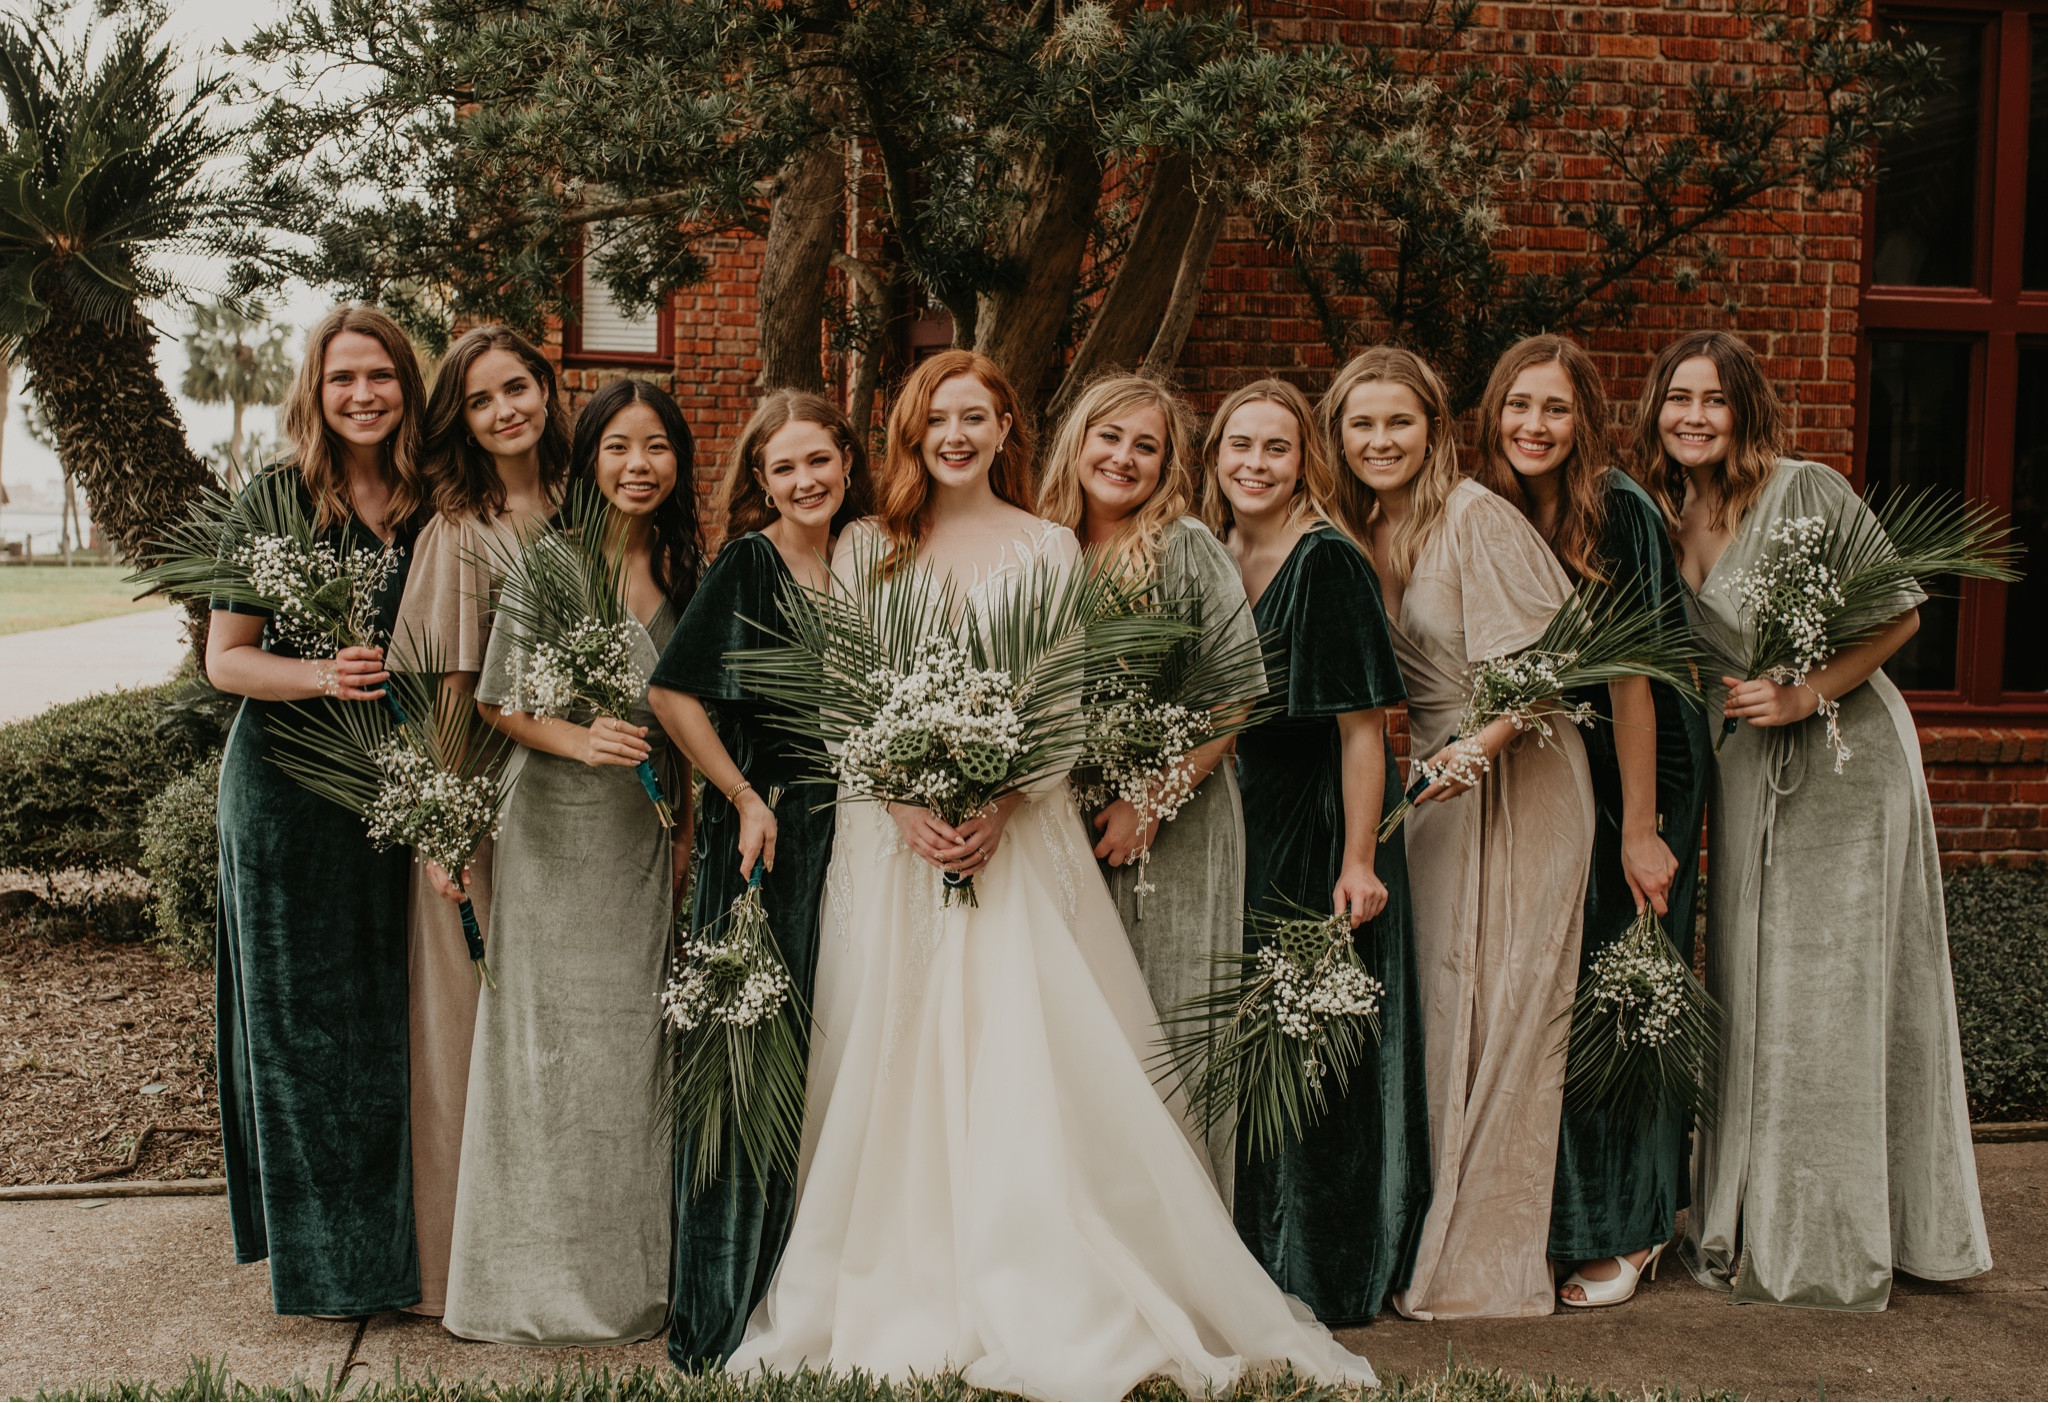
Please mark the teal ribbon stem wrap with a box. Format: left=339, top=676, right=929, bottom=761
left=457, top=895, right=494, bottom=988
left=636, top=759, right=675, bottom=828
left=1378, top=733, right=1457, bottom=842
left=382, top=691, right=409, bottom=726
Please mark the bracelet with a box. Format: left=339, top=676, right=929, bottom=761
left=726, top=779, right=755, bottom=804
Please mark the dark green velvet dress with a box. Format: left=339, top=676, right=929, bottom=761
left=1548, top=471, right=1713, bottom=1262
left=650, top=532, right=838, bottom=1367
left=214, top=473, right=420, bottom=1316
left=1231, top=526, right=1431, bottom=1326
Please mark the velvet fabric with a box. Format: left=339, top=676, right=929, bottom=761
left=1548, top=471, right=1713, bottom=1262
left=1231, top=526, right=1432, bottom=1326
left=214, top=472, right=420, bottom=1316
left=650, top=533, right=837, bottom=1367
left=1680, top=460, right=1990, bottom=1310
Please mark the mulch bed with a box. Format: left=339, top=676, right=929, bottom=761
left=0, top=895, right=220, bottom=1186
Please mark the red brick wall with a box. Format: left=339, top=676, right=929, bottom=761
left=1920, top=729, right=2048, bottom=870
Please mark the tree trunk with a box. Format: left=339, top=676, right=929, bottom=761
left=24, top=288, right=215, bottom=644
left=229, top=396, right=246, bottom=490
left=756, top=138, right=845, bottom=394
left=973, top=135, right=1103, bottom=425
left=1047, top=153, right=1201, bottom=421
left=1140, top=194, right=1229, bottom=380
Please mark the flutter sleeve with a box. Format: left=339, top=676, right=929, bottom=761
left=1281, top=530, right=1406, bottom=717
left=650, top=533, right=787, bottom=700
left=1167, top=517, right=1269, bottom=706
left=391, top=515, right=499, bottom=673
left=1453, top=485, right=1575, bottom=662
left=1778, top=457, right=1929, bottom=617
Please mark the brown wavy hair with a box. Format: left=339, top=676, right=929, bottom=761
left=1471, top=334, right=1613, bottom=584
left=874, top=349, right=1035, bottom=572
left=1315, top=347, right=1460, bottom=586
left=281, top=304, right=429, bottom=531
left=719, top=390, right=873, bottom=547
left=1037, top=374, right=1197, bottom=579
left=1630, top=329, right=1787, bottom=543
left=1197, top=379, right=1332, bottom=539
left=421, top=325, right=570, bottom=522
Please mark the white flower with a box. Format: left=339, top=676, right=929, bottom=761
left=1585, top=919, right=1691, bottom=1051
left=234, top=533, right=399, bottom=654
left=1726, top=514, right=1855, bottom=771
left=362, top=739, right=502, bottom=873
left=838, top=636, right=1026, bottom=824
left=506, top=616, right=643, bottom=720
left=1249, top=913, right=1384, bottom=1092
left=660, top=927, right=792, bottom=1034
left=1073, top=681, right=1213, bottom=894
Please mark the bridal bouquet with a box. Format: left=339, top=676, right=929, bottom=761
left=1717, top=489, right=2017, bottom=772
left=484, top=492, right=674, bottom=827
left=1378, top=581, right=1699, bottom=840
left=1562, top=907, right=1723, bottom=1130
left=265, top=665, right=513, bottom=984
left=660, top=809, right=809, bottom=1193
left=726, top=538, right=1180, bottom=909
left=1156, top=906, right=1384, bottom=1161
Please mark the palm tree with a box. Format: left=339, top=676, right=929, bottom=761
left=182, top=301, right=294, bottom=491
left=0, top=12, right=276, bottom=567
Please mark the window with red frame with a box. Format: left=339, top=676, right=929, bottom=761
left=563, top=226, right=674, bottom=367
left=1861, top=3, right=2048, bottom=718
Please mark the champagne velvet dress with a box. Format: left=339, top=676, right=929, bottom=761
left=1096, top=516, right=1267, bottom=1202
left=388, top=510, right=525, bottom=1316
left=214, top=471, right=420, bottom=1316
left=1231, top=524, right=1431, bottom=1324
left=651, top=533, right=838, bottom=1366
left=442, top=592, right=680, bottom=1345
left=1549, top=471, right=1712, bottom=1263
left=1390, top=479, right=1596, bottom=1321
left=1681, top=458, right=1990, bottom=1310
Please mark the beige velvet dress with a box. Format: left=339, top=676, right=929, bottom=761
left=388, top=510, right=526, bottom=1316
left=1389, top=480, right=1596, bottom=1321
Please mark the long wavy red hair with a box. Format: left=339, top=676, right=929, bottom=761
left=875, top=350, right=1035, bottom=572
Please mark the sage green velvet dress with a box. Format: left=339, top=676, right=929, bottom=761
left=1231, top=525, right=1431, bottom=1326
left=1549, top=471, right=1713, bottom=1262
left=442, top=594, right=680, bottom=1345
left=1681, top=459, right=1990, bottom=1310
left=1097, top=517, right=1267, bottom=1202
left=214, top=472, right=420, bottom=1316
left=652, top=532, right=838, bottom=1367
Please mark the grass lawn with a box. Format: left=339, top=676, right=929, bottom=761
left=34, top=1357, right=1734, bottom=1402
left=0, top=563, right=163, bottom=636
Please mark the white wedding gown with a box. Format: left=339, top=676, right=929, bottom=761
left=728, top=522, right=1374, bottom=1400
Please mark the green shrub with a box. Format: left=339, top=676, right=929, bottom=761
left=1947, top=864, right=2048, bottom=1123
left=0, top=683, right=213, bottom=878
left=141, top=754, right=222, bottom=968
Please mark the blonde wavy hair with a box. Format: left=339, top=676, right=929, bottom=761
left=280, top=304, right=429, bottom=532
left=1316, top=346, right=1461, bottom=586
left=1036, top=375, right=1197, bottom=579
left=1197, top=379, right=1331, bottom=540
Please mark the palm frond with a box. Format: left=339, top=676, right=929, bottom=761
left=1561, top=907, right=1724, bottom=1131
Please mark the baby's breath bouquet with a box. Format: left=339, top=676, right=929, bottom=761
left=129, top=473, right=405, bottom=712
left=661, top=794, right=808, bottom=1194
left=1718, top=489, right=2018, bottom=772
left=264, top=663, right=513, bottom=984
left=1562, top=907, right=1723, bottom=1130
left=484, top=490, right=675, bottom=827
left=1155, top=906, right=1384, bottom=1160
left=726, top=535, right=1180, bottom=908
left=1378, top=581, right=1700, bottom=839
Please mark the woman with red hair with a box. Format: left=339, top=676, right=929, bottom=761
left=726, top=351, right=1374, bottom=1398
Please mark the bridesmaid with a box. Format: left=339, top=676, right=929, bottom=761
left=649, top=391, right=870, bottom=1365
left=1470, top=335, right=1711, bottom=1306
left=1036, top=374, right=1266, bottom=1200
left=206, top=304, right=429, bottom=1316
left=1202, top=379, right=1431, bottom=1324
left=1640, top=330, right=1990, bottom=1309
left=445, top=378, right=704, bottom=1344
left=1317, top=347, right=1596, bottom=1321
left=389, top=325, right=568, bottom=1318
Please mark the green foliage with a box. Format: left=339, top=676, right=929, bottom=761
left=0, top=683, right=210, bottom=878
left=139, top=753, right=221, bottom=969
left=1947, top=864, right=2048, bottom=1124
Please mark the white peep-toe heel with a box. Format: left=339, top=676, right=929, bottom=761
left=1559, top=1241, right=1665, bottom=1309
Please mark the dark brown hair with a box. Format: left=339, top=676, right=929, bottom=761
left=280, top=304, right=429, bottom=531
left=421, top=325, right=570, bottom=521
left=719, top=390, right=873, bottom=545
left=1471, top=334, right=1613, bottom=584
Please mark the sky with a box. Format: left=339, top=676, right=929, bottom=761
left=0, top=0, right=327, bottom=535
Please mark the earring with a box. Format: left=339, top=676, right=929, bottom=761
left=467, top=433, right=479, bottom=447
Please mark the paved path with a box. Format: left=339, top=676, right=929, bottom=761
left=2, top=1142, right=2042, bottom=1398
left=0, top=607, right=188, bottom=724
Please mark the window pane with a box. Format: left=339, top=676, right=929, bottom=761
left=1865, top=337, right=1972, bottom=691
left=578, top=224, right=663, bottom=357
left=2006, top=344, right=2048, bottom=692
left=2028, top=22, right=2048, bottom=288
left=1873, top=19, right=1983, bottom=288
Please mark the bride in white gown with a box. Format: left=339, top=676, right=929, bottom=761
left=727, top=351, right=1375, bottom=1400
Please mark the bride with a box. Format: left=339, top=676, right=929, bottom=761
left=727, top=351, right=1375, bottom=1400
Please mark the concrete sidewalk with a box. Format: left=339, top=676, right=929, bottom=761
left=0, top=607, right=187, bottom=724
left=1, top=1142, right=2042, bottom=1399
